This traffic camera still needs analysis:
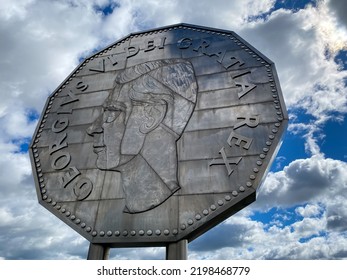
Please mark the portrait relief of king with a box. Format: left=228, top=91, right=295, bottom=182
left=31, top=24, right=287, bottom=248
left=87, top=59, right=198, bottom=214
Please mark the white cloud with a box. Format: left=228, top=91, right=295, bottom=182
left=295, top=204, right=323, bottom=218
left=241, top=5, right=347, bottom=123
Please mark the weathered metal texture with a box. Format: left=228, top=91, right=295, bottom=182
left=30, top=23, right=288, bottom=247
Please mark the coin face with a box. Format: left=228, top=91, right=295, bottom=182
left=30, top=23, right=287, bottom=246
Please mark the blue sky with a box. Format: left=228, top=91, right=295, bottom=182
left=0, top=0, right=346, bottom=260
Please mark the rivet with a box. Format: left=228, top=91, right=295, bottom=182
left=47, top=198, right=52, bottom=203
left=266, top=141, right=272, bottom=146
left=180, top=224, right=186, bottom=230
left=155, top=230, right=161, bottom=236
left=41, top=189, right=46, bottom=194
left=99, top=231, right=105, bottom=236
left=278, top=117, right=284, bottom=121
left=56, top=205, right=61, bottom=210
left=139, top=230, right=145, bottom=236
left=232, top=191, right=238, bottom=196
left=42, top=195, right=47, bottom=200
left=260, top=154, right=266, bottom=159
left=147, top=230, right=153, bottom=236
left=210, top=204, right=216, bottom=211
left=225, top=195, right=231, bottom=201
left=39, top=178, right=44, bottom=183
left=70, top=215, right=76, bottom=220
left=188, top=219, right=194, bottom=225
left=246, top=182, right=253, bottom=187
left=239, top=186, right=245, bottom=192
left=269, top=135, right=275, bottom=140
left=92, top=231, right=97, bottom=237
left=275, top=123, right=281, bottom=127
left=81, top=223, right=86, bottom=228
left=130, top=230, right=136, bottom=236
left=257, top=160, right=263, bottom=166
left=218, top=199, right=224, bottom=206
left=52, top=201, right=56, bottom=206
left=86, top=227, right=91, bottom=232
left=75, top=219, right=80, bottom=224
left=250, top=174, right=256, bottom=180
left=61, top=208, right=66, bottom=213
left=164, top=229, right=170, bottom=235
left=253, top=167, right=259, bottom=173
left=65, top=211, right=71, bottom=217
left=107, top=231, right=112, bottom=236
left=172, top=229, right=178, bottom=235
left=203, top=209, right=209, bottom=215
left=272, top=128, right=278, bottom=133
left=195, top=214, right=201, bottom=220
left=123, top=230, right=128, bottom=236
left=115, top=231, right=120, bottom=236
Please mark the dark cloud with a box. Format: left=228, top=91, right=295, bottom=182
left=189, top=222, right=250, bottom=252
left=328, top=0, right=347, bottom=28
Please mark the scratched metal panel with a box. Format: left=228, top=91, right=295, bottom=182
left=30, top=23, right=288, bottom=247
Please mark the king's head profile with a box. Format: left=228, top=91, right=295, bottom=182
left=87, top=59, right=198, bottom=213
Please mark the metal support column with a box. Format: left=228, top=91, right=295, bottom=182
left=87, top=243, right=110, bottom=260
left=166, top=239, right=188, bottom=260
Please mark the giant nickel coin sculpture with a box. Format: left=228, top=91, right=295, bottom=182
left=30, top=23, right=288, bottom=249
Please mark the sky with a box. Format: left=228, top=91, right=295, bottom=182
left=0, top=0, right=346, bottom=260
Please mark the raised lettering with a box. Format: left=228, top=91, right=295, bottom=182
left=193, top=40, right=210, bottom=55
left=125, top=46, right=139, bottom=58
left=233, top=116, right=259, bottom=130
left=107, top=54, right=118, bottom=66
left=222, top=54, right=244, bottom=69
left=232, top=70, right=257, bottom=98
left=51, top=151, right=71, bottom=170
left=227, top=131, right=253, bottom=150
left=52, top=117, right=69, bottom=133
left=59, top=166, right=81, bottom=188
left=74, top=177, right=93, bottom=200
left=76, top=81, right=88, bottom=92
left=49, top=133, right=67, bottom=155
left=89, top=58, right=105, bottom=72
left=209, top=147, right=242, bottom=176
left=177, top=38, right=193, bottom=49
left=158, top=37, right=166, bottom=49
left=144, top=39, right=156, bottom=52
left=60, top=90, right=79, bottom=107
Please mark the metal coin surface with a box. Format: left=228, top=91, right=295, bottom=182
left=30, top=23, right=288, bottom=246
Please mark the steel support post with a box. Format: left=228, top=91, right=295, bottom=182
left=166, top=239, right=188, bottom=260
left=87, top=243, right=110, bottom=260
